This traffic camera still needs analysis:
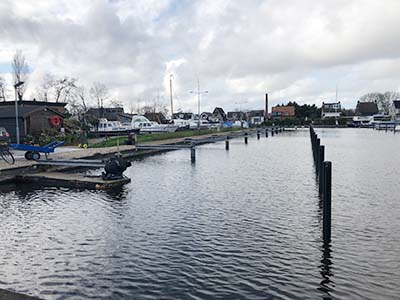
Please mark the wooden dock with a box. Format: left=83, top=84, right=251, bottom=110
left=17, top=172, right=131, bottom=190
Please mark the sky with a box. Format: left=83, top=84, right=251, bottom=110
left=0, top=0, right=400, bottom=113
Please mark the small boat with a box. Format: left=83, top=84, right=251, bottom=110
left=131, top=116, right=179, bottom=133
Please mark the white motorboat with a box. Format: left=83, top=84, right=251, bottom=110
left=131, top=116, right=179, bottom=133
left=96, top=118, right=132, bottom=132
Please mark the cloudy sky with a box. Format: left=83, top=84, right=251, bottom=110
left=0, top=0, right=400, bottom=113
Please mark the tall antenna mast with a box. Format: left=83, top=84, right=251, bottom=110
left=169, top=74, right=174, bottom=121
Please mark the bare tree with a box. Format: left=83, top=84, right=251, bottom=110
left=37, top=73, right=55, bottom=102
left=0, top=75, right=7, bottom=101
left=90, top=82, right=109, bottom=109
left=12, top=50, right=29, bottom=101
left=54, top=76, right=77, bottom=103
left=109, top=99, right=123, bottom=108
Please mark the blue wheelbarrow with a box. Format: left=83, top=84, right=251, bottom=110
left=10, top=141, right=65, bottom=161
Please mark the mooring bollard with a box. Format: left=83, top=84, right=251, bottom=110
left=191, top=146, right=196, bottom=163
left=257, top=130, right=260, bottom=140
left=271, top=128, right=274, bottom=136
left=225, top=138, right=229, bottom=150
left=323, top=161, right=332, bottom=243
left=265, top=129, right=269, bottom=138
left=315, top=138, right=320, bottom=168
left=318, top=145, right=325, bottom=194
left=244, top=133, right=248, bottom=144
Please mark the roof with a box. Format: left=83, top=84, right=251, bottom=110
left=0, top=106, right=64, bottom=119
left=393, top=100, right=400, bottom=109
left=356, top=101, right=378, bottom=116
left=0, top=100, right=67, bottom=107
left=212, top=107, right=226, bottom=116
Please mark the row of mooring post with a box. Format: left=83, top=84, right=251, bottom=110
left=310, top=126, right=332, bottom=243
left=190, top=127, right=283, bottom=163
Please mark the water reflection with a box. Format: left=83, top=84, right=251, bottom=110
left=319, top=242, right=334, bottom=299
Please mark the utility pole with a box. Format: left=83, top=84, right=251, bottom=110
left=190, top=79, right=208, bottom=130
left=14, top=81, right=24, bottom=144
left=169, top=74, right=174, bottom=122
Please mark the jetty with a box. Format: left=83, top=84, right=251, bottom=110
left=0, top=129, right=277, bottom=190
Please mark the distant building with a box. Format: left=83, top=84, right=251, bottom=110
left=200, top=112, right=212, bottom=120
left=390, top=100, right=400, bottom=120
left=355, top=101, right=378, bottom=116
left=173, top=112, right=195, bottom=120
left=0, top=102, right=65, bottom=141
left=210, top=107, right=226, bottom=122
left=248, top=110, right=265, bottom=125
left=227, top=111, right=247, bottom=121
left=271, top=105, right=295, bottom=118
left=321, top=102, right=341, bottom=119
left=86, top=107, right=125, bottom=121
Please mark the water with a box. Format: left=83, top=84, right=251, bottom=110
left=0, top=129, right=399, bottom=299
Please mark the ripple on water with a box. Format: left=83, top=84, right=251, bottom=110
left=0, top=129, right=399, bottom=299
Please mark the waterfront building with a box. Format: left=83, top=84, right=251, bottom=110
left=390, top=100, right=400, bottom=121
left=248, top=110, right=265, bottom=125
left=0, top=101, right=66, bottom=141
left=321, top=102, right=341, bottom=119
left=355, top=101, right=379, bottom=116
left=210, top=107, right=227, bottom=122
left=271, top=105, right=295, bottom=118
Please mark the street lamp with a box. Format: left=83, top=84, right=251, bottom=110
left=190, top=79, right=208, bottom=130
left=14, top=81, right=24, bottom=144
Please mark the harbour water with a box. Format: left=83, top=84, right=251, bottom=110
left=0, top=129, right=399, bottom=299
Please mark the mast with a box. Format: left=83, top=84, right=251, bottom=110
left=169, top=74, right=174, bottom=121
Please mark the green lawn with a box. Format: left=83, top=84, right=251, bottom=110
left=90, top=128, right=241, bottom=148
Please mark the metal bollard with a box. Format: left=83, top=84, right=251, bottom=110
left=323, top=161, right=332, bottom=243
left=244, top=133, right=248, bottom=144
left=257, top=131, right=260, bottom=140
left=265, top=129, right=268, bottom=138
left=225, top=138, right=229, bottom=150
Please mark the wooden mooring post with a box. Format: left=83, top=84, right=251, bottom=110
left=318, top=145, right=325, bottom=195
left=257, top=130, right=260, bottom=140
left=310, top=126, right=332, bottom=243
left=265, top=129, right=269, bottom=138
left=323, top=161, right=332, bottom=243
left=191, top=146, right=196, bottom=163
left=225, top=137, right=230, bottom=150
left=244, top=133, right=248, bottom=144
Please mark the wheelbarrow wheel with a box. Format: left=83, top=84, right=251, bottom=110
left=25, top=151, right=34, bottom=160
left=32, top=152, right=41, bottom=161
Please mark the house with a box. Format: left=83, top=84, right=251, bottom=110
left=355, top=101, right=379, bottom=116
left=200, top=112, right=212, bottom=120
left=227, top=111, right=247, bottom=121
left=271, top=105, right=295, bottom=118
left=321, top=102, right=341, bottom=119
left=0, top=104, right=65, bottom=141
left=390, top=100, right=400, bottom=120
left=86, top=107, right=125, bottom=121
left=173, top=112, right=195, bottom=120
left=210, top=107, right=226, bottom=122
left=248, top=110, right=265, bottom=125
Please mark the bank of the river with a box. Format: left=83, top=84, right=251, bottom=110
left=0, top=128, right=250, bottom=183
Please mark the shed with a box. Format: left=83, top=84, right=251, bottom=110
left=0, top=106, right=65, bottom=142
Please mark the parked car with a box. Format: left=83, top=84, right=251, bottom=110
left=0, top=127, right=10, bottom=144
